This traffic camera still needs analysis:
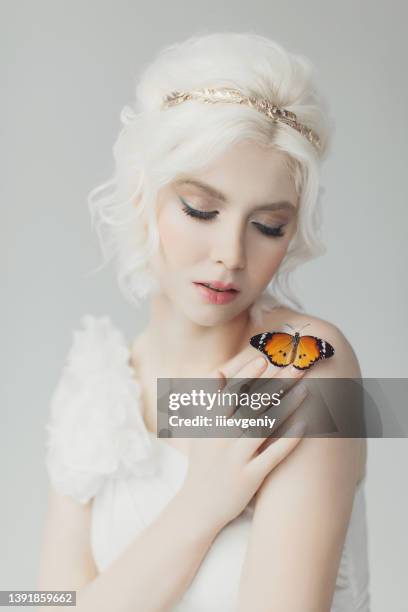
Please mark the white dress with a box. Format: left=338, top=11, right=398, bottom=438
left=44, top=314, right=371, bottom=611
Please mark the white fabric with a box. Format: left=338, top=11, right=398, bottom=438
left=45, top=314, right=371, bottom=611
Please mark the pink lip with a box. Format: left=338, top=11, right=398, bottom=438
left=194, top=280, right=240, bottom=291
left=193, top=282, right=240, bottom=305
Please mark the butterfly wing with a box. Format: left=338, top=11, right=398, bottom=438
left=292, top=335, right=335, bottom=370
left=250, top=332, right=295, bottom=367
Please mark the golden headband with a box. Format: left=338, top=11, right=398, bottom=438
left=161, top=87, right=321, bottom=152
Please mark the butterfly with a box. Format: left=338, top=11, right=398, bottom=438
left=249, top=323, right=335, bottom=370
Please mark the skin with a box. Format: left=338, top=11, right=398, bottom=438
left=148, top=139, right=298, bottom=332
left=37, top=139, right=366, bottom=611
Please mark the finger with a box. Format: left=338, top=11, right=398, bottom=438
left=219, top=356, right=269, bottom=419
left=254, top=377, right=309, bottom=422
left=233, top=383, right=308, bottom=457
left=164, top=357, right=268, bottom=433
left=260, top=363, right=307, bottom=380
left=211, top=359, right=306, bottom=427
left=205, top=355, right=269, bottom=422
left=199, top=356, right=269, bottom=436
left=235, top=363, right=306, bottom=406
left=212, top=345, right=263, bottom=379
left=230, top=368, right=308, bottom=427
left=214, top=354, right=268, bottom=382
left=234, top=434, right=275, bottom=459
left=252, top=366, right=307, bottom=413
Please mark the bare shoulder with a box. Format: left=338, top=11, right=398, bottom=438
left=260, top=306, right=362, bottom=378
left=260, top=307, right=367, bottom=481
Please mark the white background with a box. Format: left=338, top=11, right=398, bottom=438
left=3, top=1, right=407, bottom=609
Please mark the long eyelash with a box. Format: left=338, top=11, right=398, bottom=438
left=180, top=198, right=218, bottom=220
left=179, top=197, right=286, bottom=237
left=251, top=221, right=286, bottom=237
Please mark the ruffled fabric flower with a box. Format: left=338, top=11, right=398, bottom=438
left=45, top=314, right=157, bottom=504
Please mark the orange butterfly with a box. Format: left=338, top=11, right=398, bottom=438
left=249, top=323, right=335, bottom=370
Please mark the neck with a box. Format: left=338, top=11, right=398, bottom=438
left=131, top=293, right=252, bottom=379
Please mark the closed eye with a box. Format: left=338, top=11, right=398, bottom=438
left=180, top=197, right=218, bottom=220
left=179, top=197, right=287, bottom=238
left=250, top=221, right=286, bottom=237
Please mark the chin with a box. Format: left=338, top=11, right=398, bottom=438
left=183, top=308, right=226, bottom=327
left=186, top=302, right=248, bottom=327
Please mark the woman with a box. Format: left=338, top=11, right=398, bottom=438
left=37, top=32, right=370, bottom=611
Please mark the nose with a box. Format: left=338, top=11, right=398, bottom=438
left=210, top=223, right=246, bottom=270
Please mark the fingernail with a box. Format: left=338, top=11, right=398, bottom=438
left=254, top=356, right=268, bottom=368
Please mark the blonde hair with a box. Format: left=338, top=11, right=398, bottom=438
left=87, top=31, right=334, bottom=323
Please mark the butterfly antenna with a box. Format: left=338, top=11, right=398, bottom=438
left=298, top=322, right=312, bottom=333
left=283, top=322, right=295, bottom=331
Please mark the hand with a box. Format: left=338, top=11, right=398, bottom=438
left=179, top=354, right=309, bottom=533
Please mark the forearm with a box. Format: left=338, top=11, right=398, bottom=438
left=39, top=488, right=220, bottom=612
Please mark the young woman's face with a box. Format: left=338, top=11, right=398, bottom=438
left=150, top=139, right=299, bottom=326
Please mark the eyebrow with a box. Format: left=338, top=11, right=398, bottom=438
left=174, top=178, right=296, bottom=213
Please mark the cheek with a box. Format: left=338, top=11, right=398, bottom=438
left=157, top=207, right=205, bottom=265
left=249, top=239, right=290, bottom=283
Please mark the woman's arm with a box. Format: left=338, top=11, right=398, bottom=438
left=37, top=484, right=219, bottom=612
left=37, top=486, right=98, bottom=594
left=237, top=321, right=363, bottom=612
